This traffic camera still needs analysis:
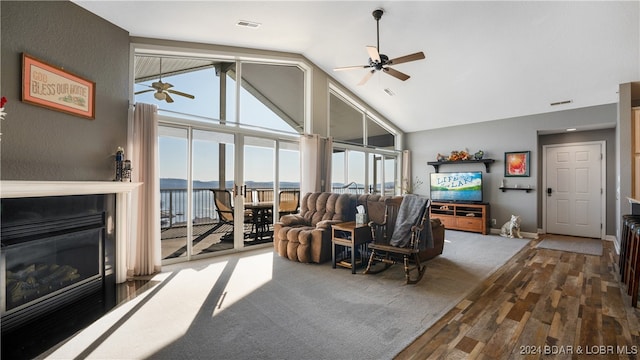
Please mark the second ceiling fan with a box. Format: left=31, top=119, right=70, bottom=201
left=334, top=9, right=425, bottom=85
left=135, top=58, right=195, bottom=103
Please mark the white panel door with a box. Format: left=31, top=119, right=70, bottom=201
left=545, top=143, right=602, bottom=238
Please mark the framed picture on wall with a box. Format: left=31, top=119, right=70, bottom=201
left=504, top=151, right=530, bottom=177
left=22, top=53, right=95, bottom=119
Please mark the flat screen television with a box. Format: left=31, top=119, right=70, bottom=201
left=430, top=171, right=483, bottom=203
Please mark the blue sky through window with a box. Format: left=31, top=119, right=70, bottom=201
left=136, top=66, right=300, bottom=185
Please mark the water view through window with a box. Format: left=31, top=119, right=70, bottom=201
left=136, top=56, right=305, bottom=261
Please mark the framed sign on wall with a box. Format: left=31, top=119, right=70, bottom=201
left=22, top=53, right=95, bottom=119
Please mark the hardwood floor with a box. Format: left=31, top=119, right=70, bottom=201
left=396, top=235, right=640, bottom=359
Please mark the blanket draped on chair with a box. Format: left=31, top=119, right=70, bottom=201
left=389, top=195, right=433, bottom=250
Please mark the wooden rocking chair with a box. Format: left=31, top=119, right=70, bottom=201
left=364, top=196, right=431, bottom=284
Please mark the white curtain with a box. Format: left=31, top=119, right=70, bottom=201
left=402, top=150, right=411, bottom=194
left=300, top=134, right=332, bottom=195
left=129, top=103, right=161, bottom=276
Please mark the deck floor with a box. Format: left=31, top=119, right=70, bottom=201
left=161, top=222, right=273, bottom=260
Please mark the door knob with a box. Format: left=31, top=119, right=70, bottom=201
left=547, top=188, right=552, bottom=196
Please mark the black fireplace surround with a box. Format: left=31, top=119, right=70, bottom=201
left=1, top=194, right=117, bottom=336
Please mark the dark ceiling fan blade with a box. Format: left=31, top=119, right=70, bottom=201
left=164, top=92, right=174, bottom=103
left=366, top=46, right=381, bottom=63
left=357, top=70, right=376, bottom=86
left=383, top=67, right=410, bottom=81
left=388, top=52, right=425, bottom=66
left=134, top=89, right=155, bottom=95
left=167, top=89, right=195, bottom=99
left=334, top=65, right=370, bottom=71
left=337, top=9, right=426, bottom=85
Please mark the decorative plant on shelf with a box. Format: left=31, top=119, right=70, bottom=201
left=436, top=148, right=485, bottom=162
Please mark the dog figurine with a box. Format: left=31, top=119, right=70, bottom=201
left=500, top=215, right=523, bottom=238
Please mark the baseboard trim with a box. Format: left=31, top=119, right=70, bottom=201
left=488, top=228, right=538, bottom=239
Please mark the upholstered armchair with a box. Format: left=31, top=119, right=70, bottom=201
left=273, top=192, right=356, bottom=263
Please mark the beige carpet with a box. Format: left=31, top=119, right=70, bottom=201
left=536, top=236, right=603, bottom=256
left=45, top=231, right=529, bottom=360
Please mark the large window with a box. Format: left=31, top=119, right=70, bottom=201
left=239, top=63, right=304, bottom=133
left=137, top=53, right=305, bottom=263
left=329, top=91, right=396, bottom=149
left=329, top=93, right=364, bottom=146
left=134, top=56, right=229, bottom=121
left=329, top=89, right=400, bottom=194
left=279, top=141, right=300, bottom=190
left=134, top=56, right=304, bottom=135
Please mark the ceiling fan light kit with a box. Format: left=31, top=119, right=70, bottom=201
left=334, top=8, right=426, bottom=86
left=134, top=57, right=195, bottom=103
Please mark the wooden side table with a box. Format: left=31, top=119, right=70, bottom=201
left=331, top=221, right=372, bottom=274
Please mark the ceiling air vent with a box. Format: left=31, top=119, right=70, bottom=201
left=550, top=99, right=572, bottom=106
left=236, top=20, right=261, bottom=29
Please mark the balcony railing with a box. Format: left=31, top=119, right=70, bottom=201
left=160, top=187, right=302, bottom=230
left=161, top=185, right=393, bottom=231
left=331, top=182, right=394, bottom=196
left=160, top=188, right=217, bottom=229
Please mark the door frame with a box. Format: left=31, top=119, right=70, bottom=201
left=541, top=140, right=606, bottom=239
left=158, top=120, right=299, bottom=265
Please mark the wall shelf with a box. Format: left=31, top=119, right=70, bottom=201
left=499, top=187, right=533, bottom=193
left=427, top=159, right=495, bottom=173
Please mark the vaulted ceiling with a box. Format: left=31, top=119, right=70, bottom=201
left=73, top=1, right=639, bottom=133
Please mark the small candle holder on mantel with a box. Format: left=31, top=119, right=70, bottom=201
left=123, top=160, right=132, bottom=182
left=114, top=147, right=132, bottom=182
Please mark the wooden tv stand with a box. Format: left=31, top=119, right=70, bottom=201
left=430, top=202, right=490, bottom=235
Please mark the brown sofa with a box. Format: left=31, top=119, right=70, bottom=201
left=273, top=192, right=445, bottom=263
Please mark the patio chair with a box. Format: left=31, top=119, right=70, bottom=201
left=363, top=195, right=432, bottom=284
left=278, top=189, right=300, bottom=219
left=256, top=189, right=274, bottom=202
left=211, top=189, right=253, bottom=241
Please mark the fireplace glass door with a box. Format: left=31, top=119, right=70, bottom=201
left=3, top=227, right=103, bottom=314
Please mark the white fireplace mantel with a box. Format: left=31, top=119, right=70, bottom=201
left=0, top=180, right=141, bottom=198
left=1, top=180, right=142, bottom=284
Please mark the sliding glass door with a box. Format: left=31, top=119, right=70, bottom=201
left=191, top=129, right=235, bottom=255
left=369, top=153, right=398, bottom=195
left=242, top=136, right=275, bottom=247
left=159, top=124, right=299, bottom=264
left=159, top=126, right=237, bottom=263
left=159, top=126, right=189, bottom=261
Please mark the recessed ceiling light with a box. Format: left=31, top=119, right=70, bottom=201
left=236, top=20, right=261, bottom=29
left=384, top=88, right=395, bottom=96
left=566, top=128, right=577, bottom=132
left=550, top=99, right=573, bottom=106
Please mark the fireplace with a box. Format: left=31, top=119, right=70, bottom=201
left=1, top=194, right=116, bottom=332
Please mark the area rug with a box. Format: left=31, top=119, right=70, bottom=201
left=536, top=237, right=603, bottom=256
left=45, top=231, right=529, bottom=360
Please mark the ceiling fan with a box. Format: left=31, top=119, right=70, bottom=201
left=334, top=9, right=426, bottom=85
left=134, top=58, right=195, bottom=103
